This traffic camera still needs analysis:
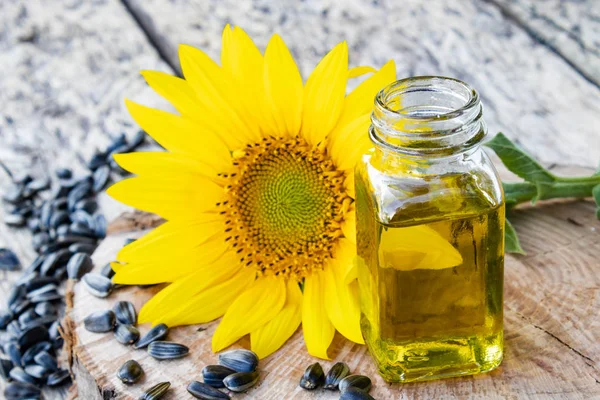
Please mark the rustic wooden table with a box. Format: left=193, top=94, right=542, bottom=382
left=1, top=0, right=599, bottom=399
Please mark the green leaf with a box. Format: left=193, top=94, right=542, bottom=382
left=505, top=219, right=526, bottom=255
left=593, top=184, right=600, bottom=220
left=485, top=133, right=555, bottom=184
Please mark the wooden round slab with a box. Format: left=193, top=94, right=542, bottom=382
left=65, top=177, right=600, bottom=399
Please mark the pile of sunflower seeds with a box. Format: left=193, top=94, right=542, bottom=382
left=300, top=361, right=375, bottom=399
left=0, top=132, right=145, bottom=399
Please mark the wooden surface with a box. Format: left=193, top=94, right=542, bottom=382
left=68, top=165, right=600, bottom=400
left=0, top=0, right=599, bottom=398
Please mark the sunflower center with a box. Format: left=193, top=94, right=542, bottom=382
left=218, top=136, right=350, bottom=279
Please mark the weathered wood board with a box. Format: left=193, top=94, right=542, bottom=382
left=67, top=165, right=600, bottom=400
left=123, top=0, right=600, bottom=168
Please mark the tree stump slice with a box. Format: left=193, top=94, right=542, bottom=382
left=66, top=167, right=600, bottom=399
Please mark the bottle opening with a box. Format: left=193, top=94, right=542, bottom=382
left=371, top=76, right=485, bottom=156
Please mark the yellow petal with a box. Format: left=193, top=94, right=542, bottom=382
left=159, top=269, right=255, bottom=326
left=212, top=275, right=286, bottom=352
left=140, top=70, right=199, bottom=119
left=137, top=251, right=242, bottom=324
left=301, top=41, right=348, bottom=147
left=263, top=34, right=303, bottom=137
left=302, top=271, right=335, bottom=359
left=333, top=238, right=358, bottom=285
left=379, top=225, right=464, bottom=271
left=344, top=171, right=355, bottom=199
left=323, top=256, right=364, bottom=344
left=116, top=219, right=223, bottom=263
left=328, top=114, right=372, bottom=170
left=251, top=279, right=302, bottom=359
left=107, top=175, right=224, bottom=220
left=124, top=100, right=232, bottom=171
left=341, top=215, right=356, bottom=244
left=179, top=44, right=257, bottom=147
left=348, top=65, right=376, bottom=79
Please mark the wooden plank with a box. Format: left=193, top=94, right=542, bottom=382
left=489, top=0, right=600, bottom=87
left=122, top=0, right=600, bottom=169
left=0, top=0, right=173, bottom=397
left=67, top=165, right=600, bottom=399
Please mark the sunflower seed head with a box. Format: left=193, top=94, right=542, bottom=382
left=187, top=380, right=231, bottom=399
left=66, top=253, right=94, bottom=280
left=339, top=387, right=376, bottom=400
left=139, top=381, right=171, bottom=400
left=114, top=324, right=140, bottom=345
left=218, top=349, right=259, bottom=373
left=82, top=273, right=113, bottom=297
left=117, top=360, right=144, bottom=384
left=113, top=301, right=137, bottom=325
left=223, top=371, right=259, bottom=393
left=134, top=323, right=168, bottom=349
left=83, top=310, right=116, bottom=333
left=299, top=362, right=325, bottom=390
left=46, top=369, right=70, bottom=386
left=202, top=365, right=236, bottom=388
left=148, top=341, right=189, bottom=360
left=324, top=362, right=350, bottom=390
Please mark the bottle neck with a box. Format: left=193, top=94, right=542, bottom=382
left=370, top=76, right=486, bottom=160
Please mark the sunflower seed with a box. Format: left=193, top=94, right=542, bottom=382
left=24, top=364, right=48, bottom=379
left=27, top=178, right=50, bottom=193
left=113, top=301, right=137, bottom=325
left=117, top=359, right=144, bottom=384
left=5, top=342, right=22, bottom=366
left=49, top=211, right=70, bottom=229
left=187, top=380, right=231, bottom=399
left=57, top=234, right=97, bottom=245
left=114, top=324, right=140, bottom=345
left=4, top=214, right=25, bottom=227
left=46, top=368, right=70, bottom=386
left=17, top=308, right=38, bottom=327
left=29, top=291, right=62, bottom=303
left=28, top=217, right=41, bottom=232
left=202, top=365, right=236, bottom=388
left=139, top=381, right=171, bottom=400
left=32, top=232, right=50, bottom=249
left=18, top=325, right=49, bottom=350
left=68, top=242, right=97, bottom=254
left=67, top=181, right=92, bottom=210
left=3, top=184, right=23, bottom=204
left=4, top=382, right=41, bottom=399
left=107, top=133, right=127, bottom=153
left=9, top=299, right=31, bottom=315
left=9, top=366, right=38, bottom=384
left=8, top=285, right=26, bottom=306
left=71, top=209, right=96, bottom=228
left=74, top=198, right=98, bottom=214
left=0, top=309, right=13, bottom=329
left=49, top=321, right=61, bottom=341
left=340, top=375, right=372, bottom=393
left=55, top=168, right=72, bottom=179
left=40, top=249, right=71, bottom=276
left=129, top=130, right=146, bottom=150
left=324, top=362, right=350, bottom=390
left=134, top=323, right=169, bottom=349
left=14, top=173, right=33, bottom=185
left=83, top=310, right=116, bottom=333
left=223, top=371, right=259, bottom=392
left=147, top=341, right=189, bottom=360
left=33, top=351, right=57, bottom=371
left=92, top=165, right=110, bottom=192
left=340, top=387, right=376, bottom=400
left=26, top=283, right=58, bottom=299
left=34, top=301, right=57, bottom=317
left=94, top=214, right=106, bottom=238
left=0, top=248, right=21, bottom=271
left=88, top=152, right=107, bottom=170
left=100, top=262, right=116, bottom=278
left=23, top=276, right=57, bottom=291
left=218, top=349, right=259, bottom=373
left=7, top=319, right=21, bottom=337
left=0, top=356, right=13, bottom=379
left=21, top=315, right=57, bottom=332
left=82, top=273, right=113, bottom=297
left=66, top=252, right=94, bottom=280
left=299, top=362, right=325, bottom=390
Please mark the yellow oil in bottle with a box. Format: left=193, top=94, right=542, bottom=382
left=355, top=171, right=505, bottom=382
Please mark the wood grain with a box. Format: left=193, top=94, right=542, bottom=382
left=123, top=0, right=600, bottom=168
left=68, top=165, right=600, bottom=400
left=489, top=0, right=600, bottom=87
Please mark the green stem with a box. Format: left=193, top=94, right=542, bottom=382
left=504, top=180, right=598, bottom=207
left=554, top=174, right=600, bottom=185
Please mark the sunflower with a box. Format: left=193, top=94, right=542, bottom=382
left=107, top=25, right=396, bottom=359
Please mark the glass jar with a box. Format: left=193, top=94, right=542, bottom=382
left=355, top=76, right=504, bottom=383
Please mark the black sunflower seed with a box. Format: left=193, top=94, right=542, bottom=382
left=4, top=381, right=41, bottom=399
left=17, top=308, right=38, bottom=327
left=82, top=273, right=113, bottom=297
left=83, top=310, right=116, bottom=333
left=139, top=381, right=171, bottom=400
left=21, top=315, right=57, bottom=331
left=0, top=310, right=13, bottom=329
left=33, top=351, right=57, bottom=371
left=5, top=342, right=21, bottom=367
left=24, top=364, right=49, bottom=379
left=114, top=324, right=140, bottom=345
left=46, top=368, right=70, bottom=386
left=49, top=210, right=70, bottom=229
left=129, top=130, right=146, bottom=150
left=34, top=301, right=57, bottom=317
left=187, top=380, right=231, bottom=399
left=223, top=371, right=260, bottom=392
left=148, top=341, right=189, bottom=360
left=18, top=325, right=49, bottom=350
left=88, top=152, right=107, bottom=170
left=299, top=362, right=325, bottom=390
left=339, top=387, right=376, bottom=400
left=202, top=365, right=236, bottom=388
left=40, top=249, right=71, bottom=276
left=0, top=356, right=13, bottom=379
left=92, top=165, right=110, bottom=192
left=7, top=319, right=21, bottom=337
left=339, top=375, right=372, bottom=393
left=218, top=349, right=259, bottom=373
left=113, top=301, right=137, bottom=325
left=26, top=283, right=58, bottom=299
left=2, top=184, right=23, bottom=204
left=8, top=285, right=26, bottom=307
left=0, top=248, right=21, bottom=271
left=4, top=214, right=25, bottom=227
left=9, top=299, right=31, bottom=315
left=69, top=221, right=95, bottom=237
left=100, top=263, right=116, bottom=279
left=9, top=366, right=38, bottom=385
left=117, top=359, right=144, bottom=384
left=68, top=243, right=97, bottom=254
left=55, top=168, right=72, bottom=179
left=324, top=362, right=350, bottom=390
left=94, top=214, right=106, bottom=238
left=66, top=252, right=94, bottom=280
left=27, top=178, right=50, bottom=193
left=32, top=232, right=50, bottom=249
left=24, top=276, right=58, bottom=292
left=134, top=323, right=169, bottom=349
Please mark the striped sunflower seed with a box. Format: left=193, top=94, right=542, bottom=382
left=202, top=365, right=236, bottom=388
left=299, top=362, right=325, bottom=390
left=339, top=375, right=372, bottom=393
left=83, top=310, right=116, bottom=333
left=223, top=371, right=260, bottom=393
left=218, top=349, right=258, bottom=373
left=66, top=252, right=94, bottom=280
left=134, top=323, right=168, bottom=349
left=46, top=368, right=70, bottom=386
left=147, top=341, right=189, bottom=360
left=139, top=381, right=170, bottom=400
left=114, top=324, right=140, bottom=345
left=113, top=301, right=137, bottom=325
left=340, top=387, right=376, bottom=400
left=187, top=380, right=230, bottom=399
left=324, top=362, right=350, bottom=390
left=82, top=273, right=113, bottom=297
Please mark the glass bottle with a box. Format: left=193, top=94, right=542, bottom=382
left=355, top=76, right=504, bottom=383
